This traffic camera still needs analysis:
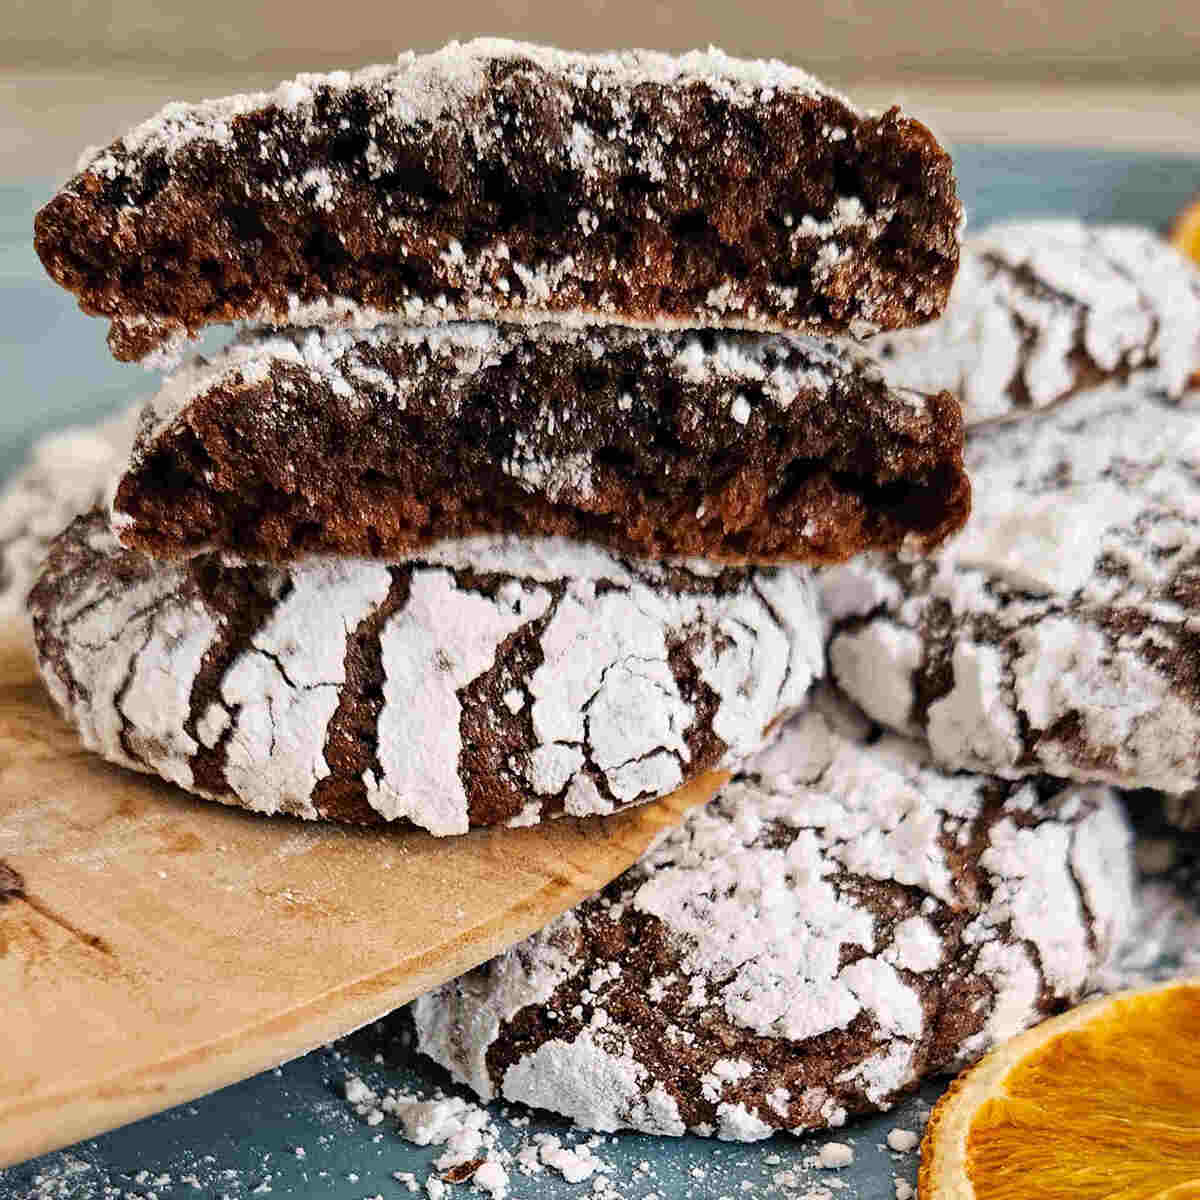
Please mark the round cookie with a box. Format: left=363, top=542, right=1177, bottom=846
left=869, top=220, right=1200, bottom=425
left=112, top=323, right=968, bottom=567
left=0, top=405, right=137, bottom=643
left=825, top=382, right=1200, bottom=800
left=30, top=511, right=823, bottom=834
left=413, top=696, right=1134, bottom=1136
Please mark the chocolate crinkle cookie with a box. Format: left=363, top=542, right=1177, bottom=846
left=413, top=697, right=1134, bottom=1138
left=111, top=324, right=969, bottom=566
left=0, top=405, right=137, bottom=641
left=34, top=40, right=961, bottom=363
left=30, top=511, right=823, bottom=835
left=824, top=383, right=1200, bottom=797
left=869, top=221, right=1200, bottom=425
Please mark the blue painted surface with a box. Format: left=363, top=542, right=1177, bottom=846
left=2, top=145, right=1198, bottom=1199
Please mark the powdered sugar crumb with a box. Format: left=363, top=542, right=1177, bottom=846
left=885, top=1129, right=919, bottom=1153
left=811, top=1143, right=854, bottom=1169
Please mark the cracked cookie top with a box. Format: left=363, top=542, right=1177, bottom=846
left=110, top=322, right=969, bottom=566
left=869, top=221, right=1200, bottom=425
left=823, top=382, right=1200, bottom=799
left=30, top=511, right=823, bottom=833
left=34, top=38, right=960, bottom=362
left=413, top=695, right=1134, bottom=1137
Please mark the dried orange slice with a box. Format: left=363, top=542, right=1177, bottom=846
left=919, top=980, right=1200, bottom=1199
left=1167, top=204, right=1200, bottom=393
left=1171, top=196, right=1200, bottom=266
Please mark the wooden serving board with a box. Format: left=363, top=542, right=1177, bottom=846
left=0, top=631, right=724, bottom=1168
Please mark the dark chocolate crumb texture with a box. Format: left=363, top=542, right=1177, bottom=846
left=31, top=511, right=823, bottom=835
left=34, top=40, right=961, bottom=362
left=111, top=324, right=969, bottom=566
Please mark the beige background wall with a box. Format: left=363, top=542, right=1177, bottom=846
left=4, top=0, right=1200, bottom=176
left=6, top=0, right=1200, bottom=81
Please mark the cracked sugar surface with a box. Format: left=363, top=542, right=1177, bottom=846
left=0, top=404, right=138, bottom=647
left=413, top=694, right=1135, bottom=1138
left=29, top=511, right=823, bottom=833
left=870, top=220, right=1200, bottom=425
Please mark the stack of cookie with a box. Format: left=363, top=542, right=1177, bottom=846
left=26, top=42, right=1189, bottom=1143
left=30, top=40, right=968, bottom=837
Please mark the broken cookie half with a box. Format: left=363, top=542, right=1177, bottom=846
left=110, top=323, right=970, bottom=566
left=34, top=39, right=961, bottom=362
left=31, top=511, right=823, bottom=835
left=413, top=697, right=1134, bottom=1137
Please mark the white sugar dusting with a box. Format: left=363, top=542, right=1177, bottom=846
left=870, top=220, right=1200, bottom=425
left=0, top=405, right=138, bottom=644
left=86, top=40, right=847, bottom=177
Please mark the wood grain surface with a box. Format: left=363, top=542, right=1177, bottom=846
left=0, top=631, right=725, bottom=1168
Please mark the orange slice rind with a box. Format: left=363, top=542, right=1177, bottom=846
left=919, top=979, right=1200, bottom=1200
left=1170, top=196, right=1200, bottom=267
left=1170, top=198, right=1200, bottom=391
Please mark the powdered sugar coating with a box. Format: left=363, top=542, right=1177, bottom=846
left=413, top=698, right=1133, bottom=1135
left=0, top=406, right=137, bottom=646
left=870, top=221, right=1200, bottom=425
left=31, top=513, right=822, bottom=834
left=825, top=382, right=1200, bottom=796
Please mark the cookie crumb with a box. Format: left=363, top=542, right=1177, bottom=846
left=813, top=1142, right=854, bottom=1169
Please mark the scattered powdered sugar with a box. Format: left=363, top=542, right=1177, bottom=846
left=811, top=1143, right=854, bottom=1169
left=337, top=1065, right=724, bottom=1199
left=412, top=695, right=1134, bottom=1137
left=15, top=818, right=1192, bottom=1198
left=33, top=515, right=822, bottom=834
left=870, top=220, right=1200, bottom=424
left=0, top=405, right=138, bottom=645
left=824, top=382, right=1200, bottom=796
